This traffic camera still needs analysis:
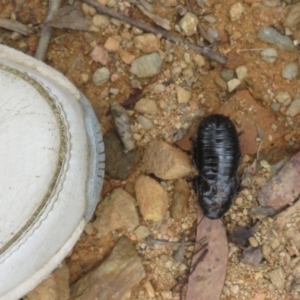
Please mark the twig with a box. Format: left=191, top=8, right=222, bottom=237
left=256, top=125, right=264, bottom=162
left=145, top=235, right=207, bottom=247
left=34, top=0, right=62, bottom=61
left=238, top=48, right=266, bottom=52
left=146, top=236, right=195, bottom=247
left=172, top=234, right=186, bottom=262
left=171, top=247, right=209, bottom=300
left=190, top=247, right=208, bottom=273
left=82, top=0, right=227, bottom=64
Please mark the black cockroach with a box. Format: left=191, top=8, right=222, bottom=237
left=193, top=114, right=241, bottom=219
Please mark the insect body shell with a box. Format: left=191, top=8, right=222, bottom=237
left=193, top=114, right=241, bottom=219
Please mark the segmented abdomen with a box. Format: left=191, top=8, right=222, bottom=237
left=193, top=114, right=241, bottom=219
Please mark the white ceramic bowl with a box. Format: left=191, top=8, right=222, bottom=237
left=0, top=45, right=105, bottom=299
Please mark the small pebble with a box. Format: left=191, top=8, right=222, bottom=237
left=179, top=263, right=188, bottom=272
left=207, top=28, right=220, bottom=42
left=262, top=244, right=271, bottom=257
left=282, top=62, right=299, bottom=80
left=271, top=102, right=281, bottom=112
left=11, top=32, right=22, bottom=41
left=229, top=3, right=244, bottom=21
left=179, top=12, right=198, bottom=36
left=227, top=78, right=241, bottom=92
left=275, top=92, right=291, bottom=106
left=130, top=53, right=163, bottom=78
left=161, top=291, right=173, bottom=299
left=145, top=281, right=155, bottom=298
left=230, top=285, right=240, bottom=294
left=193, top=54, right=205, bottom=67
left=92, top=14, right=110, bottom=27
left=119, top=50, right=136, bottom=64
left=258, top=27, right=295, bottom=51
left=135, top=98, right=158, bottom=114
left=235, top=197, right=243, bottom=205
left=175, top=4, right=187, bottom=16
left=176, top=85, right=191, bottom=104
left=220, top=68, right=236, bottom=82
left=165, top=260, right=173, bottom=269
left=263, top=0, right=281, bottom=7
left=90, top=46, right=110, bottom=65
left=249, top=237, right=259, bottom=247
left=79, top=73, right=89, bottom=83
left=109, top=88, right=119, bottom=95
left=104, top=37, right=120, bottom=52
left=203, top=15, right=217, bottom=24
left=270, top=238, right=280, bottom=250
left=184, top=52, right=191, bottom=64
left=286, top=95, right=300, bottom=117
left=235, top=65, right=248, bottom=81
left=137, top=115, right=154, bottom=130
left=92, top=67, right=110, bottom=86
left=153, top=83, right=166, bottom=93
left=260, top=48, right=278, bottom=63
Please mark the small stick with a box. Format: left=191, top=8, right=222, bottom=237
left=238, top=48, right=266, bottom=52
left=34, top=0, right=62, bottom=61
left=82, top=0, right=227, bottom=64
left=171, top=248, right=209, bottom=300
left=172, top=234, right=186, bottom=262
left=146, top=236, right=194, bottom=247
left=145, top=235, right=207, bottom=247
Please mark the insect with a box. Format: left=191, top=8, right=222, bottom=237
left=193, top=114, right=241, bottom=219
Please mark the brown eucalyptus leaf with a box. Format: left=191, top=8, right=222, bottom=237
left=258, top=151, right=300, bottom=210
left=186, top=211, right=228, bottom=300
left=175, top=117, right=201, bottom=151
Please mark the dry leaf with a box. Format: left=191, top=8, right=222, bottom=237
left=176, top=117, right=201, bottom=151
left=241, top=158, right=257, bottom=188
left=46, top=6, right=90, bottom=31
left=186, top=210, right=228, bottom=300
left=258, top=152, right=300, bottom=210
left=0, top=18, right=34, bottom=35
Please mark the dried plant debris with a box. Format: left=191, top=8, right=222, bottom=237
left=136, top=4, right=171, bottom=31
left=83, top=0, right=227, bottom=64
left=46, top=5, right=90, bottom=30
left=122, top=89, right=144, bottom=109
left=0, top=18, right=34, bottom=35
left=172, top=234, right=187, bottom=263
left=250, top=207, right=276, bottom=219
left=186, top=213, right=228, bottom=300
left=241, top=158, right=257, bottom=188
left=137, top=0, right=154, bottom=13
left=258, top=152, right=300, bottom=210
left=230, top=224, right=258, bottom=248
left=111, top=102, right=135, bottom=152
